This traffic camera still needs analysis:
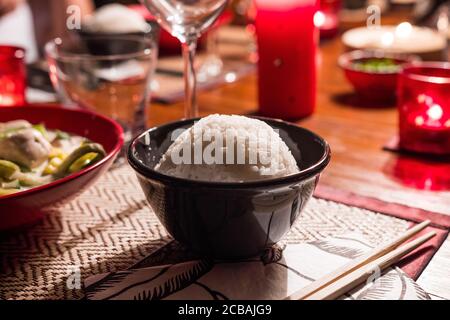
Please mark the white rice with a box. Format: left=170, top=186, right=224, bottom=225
left=155, top=114, right=300, bottom=182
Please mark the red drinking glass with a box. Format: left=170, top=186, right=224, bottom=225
left=255, top=0, right=318, bottom=120
left=398, top=62, right=450, bottom=155
left=0, top=46, right=26, bottom=107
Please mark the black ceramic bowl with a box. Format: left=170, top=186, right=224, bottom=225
left=128, top=117, right=331, bottom=259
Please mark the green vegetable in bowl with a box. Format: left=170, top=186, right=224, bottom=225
left=0, top=188, right=19, bottom=196
left=0, top=160, right=21, bottom=180
left=54, top=143, right=106, bottom=177
left=0, top=120, right=106, bottom=196
left=32, top=123, right=48, bottom=138
left=353, top=58, right=401, bottom=73
left=68, top=152, right=103, bottom=174
left=1, top=179, right=20, bottom=189
left=0, top=159, right=50, bottom=189
left=55, top=130, right=70, bottom=140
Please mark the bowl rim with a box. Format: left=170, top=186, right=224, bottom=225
left=45, top=35, right=156, bottom=62
left=400, top=61, right=450, bottom=84
left=0, top=104, right=124, bottom=201
left=338, top=50, right=421, bottom=75
left=128, top=116, right=331, bottom=189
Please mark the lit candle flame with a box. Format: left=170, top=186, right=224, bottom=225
left=427, top=104, right=444, bottom=121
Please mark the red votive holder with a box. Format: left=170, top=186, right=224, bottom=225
left=398, top=62, right=450, bottom=155
left=0, top=46, right=26, bottom=107
left=315, top=0, right=341, bottom=39
left=255, top=0, right=318, bottom=120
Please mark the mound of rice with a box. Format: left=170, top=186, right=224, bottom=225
left=155, top=115, right=300, bottom=182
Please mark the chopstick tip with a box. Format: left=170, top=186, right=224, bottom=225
left=420, top=220, right=431, bottom=226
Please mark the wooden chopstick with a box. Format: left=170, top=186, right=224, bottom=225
left=305, top=231, right=436, bottom=300
left=285, top=220, right=431, bottom=300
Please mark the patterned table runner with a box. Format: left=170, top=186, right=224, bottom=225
left=0, top=164, right=446, bottom=300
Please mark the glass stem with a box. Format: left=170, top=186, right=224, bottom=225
left=207, top=29, right=218, bottom=58
left=182, top=38, right=198, bottom=119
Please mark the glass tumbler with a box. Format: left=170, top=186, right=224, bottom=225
left=45, top=35, right=158, bottom=147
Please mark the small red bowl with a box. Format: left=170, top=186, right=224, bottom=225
left=339, top=50, right=420, bottom=105
left=0, top=105, right=124, bottom=231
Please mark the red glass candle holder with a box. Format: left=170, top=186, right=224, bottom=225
left=0, top=46, right=26, bottom=107
left=255, top=0, right=318, bottom=120
left=315, top=0, right=341, bottom=39
left=398, top=62, right=450, bottom=155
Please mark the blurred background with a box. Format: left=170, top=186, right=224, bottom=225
left=1, top=0, right=448, bottom=63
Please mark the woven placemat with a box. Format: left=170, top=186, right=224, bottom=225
left=0, top=164, right=414, bottom=300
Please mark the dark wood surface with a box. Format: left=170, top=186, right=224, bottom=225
left=147, top=10, right=450, bottom=215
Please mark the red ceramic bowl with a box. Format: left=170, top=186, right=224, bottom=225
left=339, top=50, right=420, bottom=105
left=0, top=105, right=124, bottom=231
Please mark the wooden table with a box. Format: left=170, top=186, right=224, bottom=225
left=146, top=10, right=450, bottom=299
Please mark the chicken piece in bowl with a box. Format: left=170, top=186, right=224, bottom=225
left=0, top=120, right=52, bottom=169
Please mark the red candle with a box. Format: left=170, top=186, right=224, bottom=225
left=255, top=0, right=318, bottom=120
left=0, top=46, right=26, bottom=107
left=398, top=62, right=450, bottom=155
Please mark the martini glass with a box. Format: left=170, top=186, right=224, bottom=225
left=141, top=0, right=228, bottom=118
